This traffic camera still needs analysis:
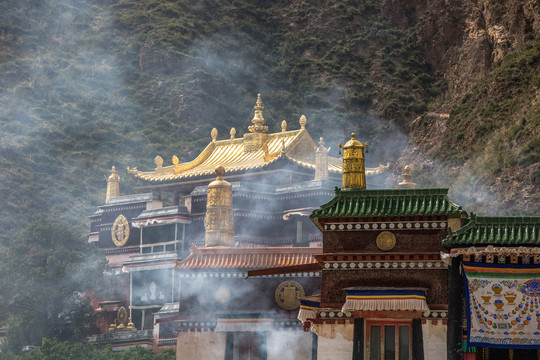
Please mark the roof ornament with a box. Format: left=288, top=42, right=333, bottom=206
left=248, top=94, right=268, bottom=133
left=340, top=133, right=368, bottom=189
left=397, top=165, right=417, bottom=189
left=315, top=137, right=330, bottom=181
left=211, top=127, right=218, bottom=142
left=230, top=127, right=236, bottom=139
left=299, top=115, right=307, bottom=130
left=172, top=155, right=181, bottom=172
left=105, top=166, right=120, bottom=203
left=281, top=120, right=287, bottom=132
left=205, top=166, right=235, bottom=247
left=154, top=155, right=163, bottom=169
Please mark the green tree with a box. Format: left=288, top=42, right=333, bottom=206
left=0, top=338, right=176, bottom=360
left=0, top=220, right=108, bottom=355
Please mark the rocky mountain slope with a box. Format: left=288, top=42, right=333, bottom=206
left=0, top=0, right=538, bottom=244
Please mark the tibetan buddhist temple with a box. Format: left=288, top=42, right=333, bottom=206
left=88, top=94, right=539, bottom=359
left=277, top=135, right=540, bottom=360
left=87, top=95, right=389, bottom=353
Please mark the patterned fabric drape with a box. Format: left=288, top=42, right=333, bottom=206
left=297, top=299, right=320, bottom=322
left=341, top=289, right=429, bottom=312
left=214, top=313, right=274, bottom=332
left=463, top=262, right=540, bottom=349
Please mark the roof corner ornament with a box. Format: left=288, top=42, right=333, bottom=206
left=230, top=127, right=236, bottom=139
left=248, top=93, right=268, bottom=133
left=154, top=155, right=164, bottom=170
left=281, top=120, right=287, bottom=133
left=397, top=164, right=416, bottom=189
left=315, top=137, right=330, bottom=181
left=299, top=115, right=307, bottom=130
left=106, top=166, right=120, bottom=203
left=211, top=127, right=218, bottom=142
left=341, top=133, right=367, bottom=189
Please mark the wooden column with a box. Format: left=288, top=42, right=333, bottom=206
left=447, top=256, right=463, bottom=360
left=352, top=317, right=364, bottom=360
left=412, top=318, right=424, bottom=360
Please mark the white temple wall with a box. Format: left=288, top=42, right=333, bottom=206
left=267, top=329, right=312, bottom=360
left=422, top=321, right=447, bottom=360
left=176, top=331, right=226, bottom=360
left=316, top=323, right=354, bottom=360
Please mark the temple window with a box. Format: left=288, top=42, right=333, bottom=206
left=366, top=320, right=411, bottom=360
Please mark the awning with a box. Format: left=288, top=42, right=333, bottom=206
left=297, top=297, right=320, bottom=322
left=342, top=288, right=430, bottom=313
left=214, top=312, right=274, bottom=332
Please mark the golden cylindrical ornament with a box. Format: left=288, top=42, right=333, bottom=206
left=205, top=166, right=235, bottom=247
left=342, top=133, right=367, bottom=189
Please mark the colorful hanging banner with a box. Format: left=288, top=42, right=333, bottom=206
left=297, top=299, right=320, bottom=322
left=214, top=313, right=274, bottom=332
left=342, top=289, right=429, bottom=312
left=462, top=262, right=540, bottom=349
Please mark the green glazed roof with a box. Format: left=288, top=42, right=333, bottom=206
left=442, top=215, right=540, bottom=247
left=310, top=188, right=465, bottom=219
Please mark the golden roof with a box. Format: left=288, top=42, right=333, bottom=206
left=127, top=95, right=388, bottom=182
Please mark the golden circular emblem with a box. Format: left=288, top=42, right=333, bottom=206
left=111, top=214, right=130, bottom=247
left=275, top=280, right=305, bottom=310
left=376, top=231, right=396, bottom=251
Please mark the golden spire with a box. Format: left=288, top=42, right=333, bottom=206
left=340, top=133, right=368, bottom=189
left=397, top=165, right=417, bottom=189
left=281, top=120, right=287, bottom=132
left=204, top=166, right=235, bottom=247
left=106, top=166, right=120, bottom=203
left=248, top=94, right=268, bottom=133
left=211, top=127, right=218, bottom=142
left=299, top=115, right=307, bottom=130
left=315, top=137, right=330, bottom=181
left=230, top=127, right=236, bottom=139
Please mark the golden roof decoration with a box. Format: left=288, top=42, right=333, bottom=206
left=211, top=127, right=218, bottom=142
left=248, top=94, right=268, bottom=133
left=230, top=127, right=236, bottom=139
left=299, top=115, right=307, bottom=130
left=127, top=95, right=390, bottom=182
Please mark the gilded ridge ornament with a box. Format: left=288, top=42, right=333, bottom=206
left=111, top=214, right=130, bottom=247
left=105, top=166, right=120, bottom=203
left=230, top=127, right=236, bottom=139
left=211, top=127, right=218, bottom=142
left=376, top=231, right=397, bottom=251
left=299, top=115, right=307, bottom=130
left=275, top=280, right=305, bottom=310
left=281, top=120, right=287, bottom=132
left=248, top=94, right=268, bottom=133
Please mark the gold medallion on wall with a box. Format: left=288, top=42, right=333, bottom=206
left=111, top=214, right=130, bottom=247
left=376, top=231, right=396, bottom=251
left=275, top=280, right=305, bottom=310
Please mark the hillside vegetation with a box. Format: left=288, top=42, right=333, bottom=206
left=0, top=0, right=538, bottom=244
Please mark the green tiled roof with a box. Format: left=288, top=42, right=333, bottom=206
left=310, top=187, right=465, bottom=219
left=442, top=215, right=540, bottom=247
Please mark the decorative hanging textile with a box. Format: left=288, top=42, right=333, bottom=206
left=214, top=313, right=274, bottom=332
left=462, top=262, right=540, bottom=349
left=297, top=299, right=320, bottom=322
left=342, top=289, right=429, bottom=312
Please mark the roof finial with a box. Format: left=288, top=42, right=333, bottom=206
left=315, top=138, right=330, bottom=181
left=299, top=115, right=307, bottom=130
left=341, top=133, right=367, bottom=189
left=211, top=127, right=218, bottom=142
left=281, top=120, right=287, bottom=133
left=106, top=166, right=120, bottom=203
left=230, top=127, right=236, bottom=139
left=248, top=94, right=268, bottom=133
left=397, top=165, right=417, bottom=189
